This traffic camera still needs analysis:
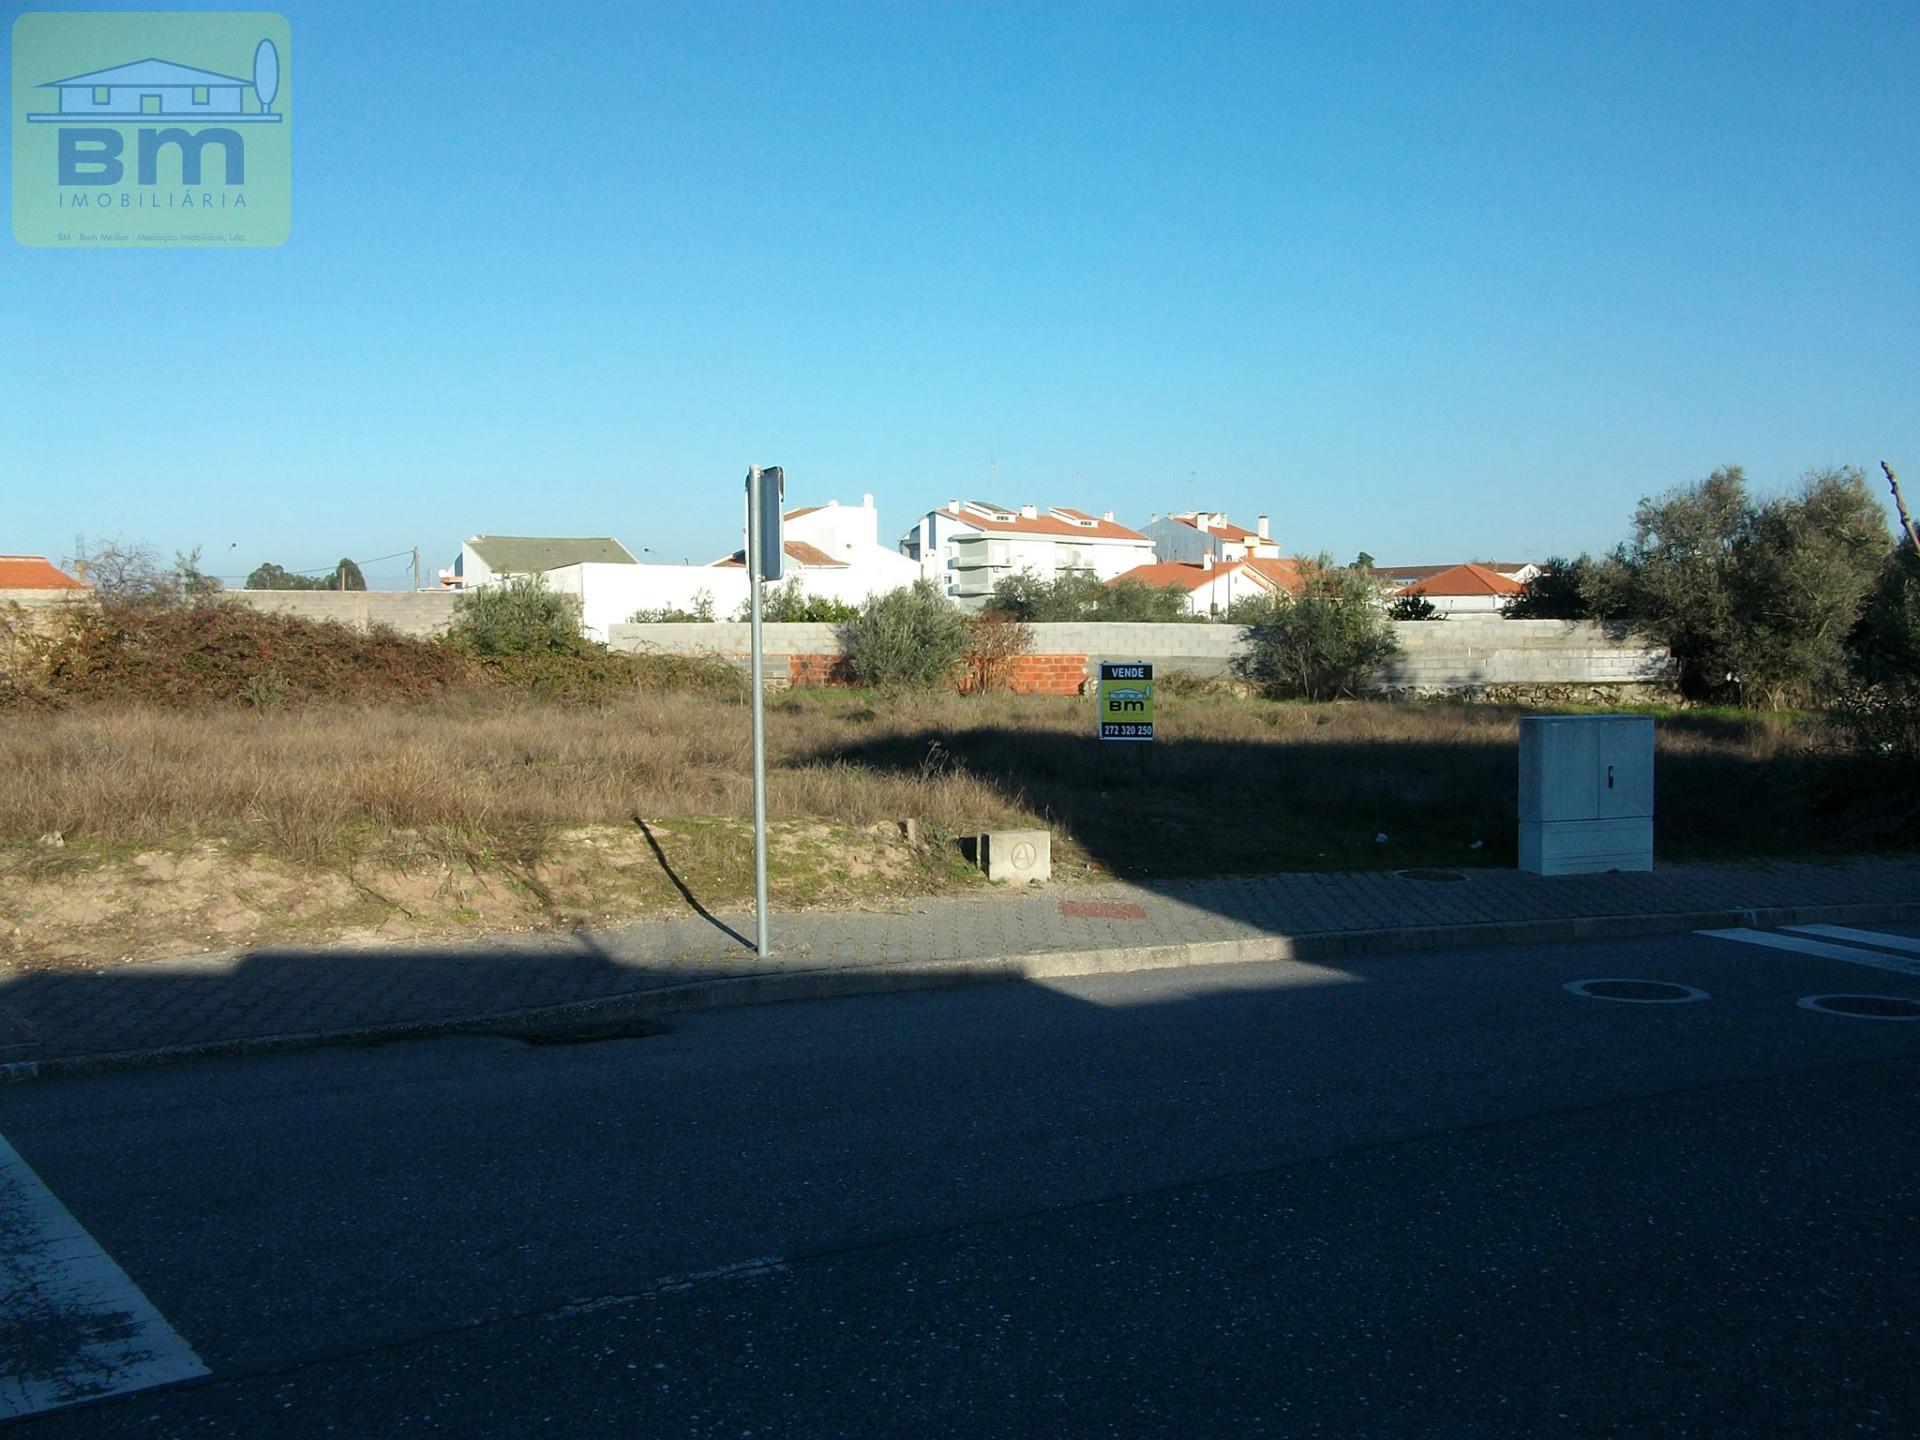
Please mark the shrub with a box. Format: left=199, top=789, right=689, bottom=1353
left=988, top=569, right=1195, bottom=622
left=1849, top=546, right=1920, bottom=685
left=1506, top=557, right=1597, bottom=620
left=962, top=611, right=1033, bottom=693
left=1387, top=593, right=1444, bottom=621
left=736, top=582, right=860, bottom=624
left=629, top=589, right=717, bottom=624
left=1599, top=465, right=1889, bottom=705
left=11, top=597, right=473, bottom=708
left=1832, top=679, right=1920, bottom=762
left=449, top=576, right=584, bottom=657
left=1223, top=592, right=1284, bottom=624
left=841, top=582, right=970, bottom=689
left=1233, top=557, right=1401, bottom=700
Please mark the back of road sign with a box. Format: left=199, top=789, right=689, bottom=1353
left=749, top=465, right=784, bottom=581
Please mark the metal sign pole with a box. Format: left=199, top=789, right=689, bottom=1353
left=747, top=465, right=771, bottom=958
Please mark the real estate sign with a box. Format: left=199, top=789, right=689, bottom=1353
left=1096, top=662, right=1154, bottom=741
left=12, top=12, right=292, bottom=247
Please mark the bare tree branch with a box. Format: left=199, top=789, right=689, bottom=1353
left=1885, top=461, right=1920, bottom=554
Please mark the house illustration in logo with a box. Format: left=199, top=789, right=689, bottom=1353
left=27, top=42, right=282, bottom=124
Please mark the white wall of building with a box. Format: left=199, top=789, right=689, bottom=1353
left=545, top=553, right=925, bottom=641
left=1415, top=593, right=1513, bottom=617
left=1176, top=565, right=1277, bottom=617
left=542, top=564, right=751, bottom=641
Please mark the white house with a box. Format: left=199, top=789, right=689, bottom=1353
left=1139, top=511, right=1281, bottom=565
left=542, top=496, right=922, bottom=641
left=713, top=495, right=920, bottom=595
left=1394, top=562, right=1528, bottom=616
left=901, top=501, right=1158, bottom=610
left=1111, top=554, right=1302, bottom=618
left=440, top=535, right=638, bottom=590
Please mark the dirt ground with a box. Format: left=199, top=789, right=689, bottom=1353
left=0, top=818, right=1000, bottom=972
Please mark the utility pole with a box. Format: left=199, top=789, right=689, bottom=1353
left=412, top=546, right=422, bottom=591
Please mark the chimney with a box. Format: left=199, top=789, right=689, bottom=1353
left=862, top=493, right=874, bottom=508
left=947, top=500, right=961, bottom=514
left=1019, top=503, right=1038, bottom=519
left=1257, top=514, right=1269, bottom=540
left=827, top=498, right=840, bottom=508
left=1102, top=510, right=1114, bottom=522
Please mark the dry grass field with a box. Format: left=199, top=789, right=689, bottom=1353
left=0, top=688, right=1874, bottom=968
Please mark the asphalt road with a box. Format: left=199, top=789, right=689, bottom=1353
left=4, top=923, right=1919, bottom=1437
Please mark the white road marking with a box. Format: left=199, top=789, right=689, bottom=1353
left=1782, top=924, right=1920, bottom=957
left=554, top=1256, right=789, bottom=1318
left=0, top=1133, right=207, bottom=1419
left=1798, top=994, right=1920, bottom=1021
left=1696, top=928, right=1920, bottom=979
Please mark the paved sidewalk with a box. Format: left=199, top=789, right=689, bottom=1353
left=4, top=856, right=1919, bottom=1077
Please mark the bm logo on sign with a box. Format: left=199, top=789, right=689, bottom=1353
left=13, top=12, right=291, bottom=247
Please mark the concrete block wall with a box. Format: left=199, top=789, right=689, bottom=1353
left=222, top=590, right=460, bottom=636
left=1026, top=623, right=1244, bottom=678
left=1379, top=620, right=1674, bottom=692
left=613, top=617, right=1674, bottom=695
left=6, top=591, right=461, bottom=639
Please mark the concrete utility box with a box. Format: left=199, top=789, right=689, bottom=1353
left=978, top=830, right=1051, bottom=885
left=1518, top=715, right=1654, bottom=875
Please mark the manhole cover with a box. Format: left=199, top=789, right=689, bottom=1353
left=1564, top=978, right=1711, bottom=1004
left=1797, top=994, right=1920, bottom=1021
left=1397, top=868, right=1467, bottom=883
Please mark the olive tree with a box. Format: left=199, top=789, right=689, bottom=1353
left=1233, top=557, right=1401, bottom=699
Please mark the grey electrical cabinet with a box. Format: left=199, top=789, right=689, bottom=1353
left=1517, top=715, right=1654, bottom=875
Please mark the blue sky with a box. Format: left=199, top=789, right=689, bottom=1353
left=4, top=0, right=1916, bottom=587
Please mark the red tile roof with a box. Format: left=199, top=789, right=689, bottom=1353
left=782, top=505, right=824, bottom=521
left=1245, top=557, right=1307, bottom=593
left=1377, top=561, right=1534, bottom=582
left=0, top=556, right=88, bottom=590
left=951, top=504, right=1147, bottom=542
left=1399, top=562, right=1525, bottom=597
left=711, top=540, right=848, bottom=569
left=1112, top=560, right=1279, bottom=594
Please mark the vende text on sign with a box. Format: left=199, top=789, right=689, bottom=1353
left=1096, top=661, right=1154, bottom=741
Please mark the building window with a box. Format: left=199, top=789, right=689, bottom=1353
left=93, top=87, right=109, bottom=105
left=141, top=94, right=160, bottom=114
left=193, top=86, right=209, bottom=105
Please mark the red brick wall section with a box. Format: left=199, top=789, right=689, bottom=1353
left=789, top=653, right=853, bottom=687
left=788, top=653, right=1087, bottom=695
left=1002, top=654, right=1089, bottom=695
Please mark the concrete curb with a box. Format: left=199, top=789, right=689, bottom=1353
left=8, top=898, right=1920, bottom=1084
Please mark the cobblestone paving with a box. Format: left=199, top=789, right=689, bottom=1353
left=3, top=858, right=1917, bottom=1065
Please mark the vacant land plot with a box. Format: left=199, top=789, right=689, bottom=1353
left=0, top=690, right=1889, bottom=967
